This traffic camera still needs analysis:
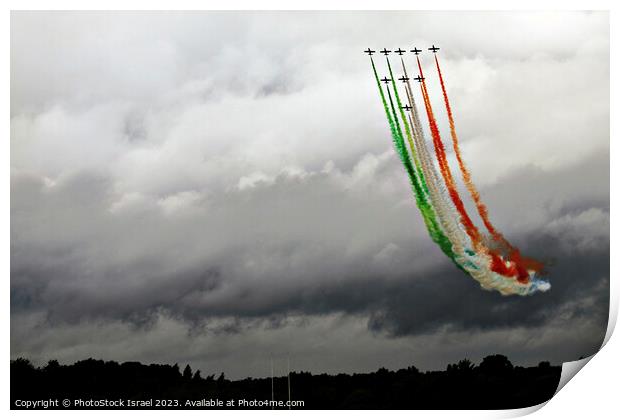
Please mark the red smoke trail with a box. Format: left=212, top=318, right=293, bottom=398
left=433, top=56, right=543, bottom=278
left=417, top=57, right=531, bottom=283
left=417, top=57, right=482, bottom=246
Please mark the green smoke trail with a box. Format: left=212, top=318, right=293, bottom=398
left=386, top=82, right=460, bottom=265
left=371, top=58, right=459, bottom=266
left=386, top=58, right=429, bottom=198
left=385, top=86, right=425, bottom=206
left=370, top=58, right=410, bottom=173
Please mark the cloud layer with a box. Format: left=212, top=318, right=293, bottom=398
left=11, top=11, right=609, bottom=377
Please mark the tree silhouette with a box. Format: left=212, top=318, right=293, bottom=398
left=182, top=364, right=192, bottom=380
left=217, top=372, right=225, bottom=385
left=12, top=357, right=34, bottom=370
left=538, top=361, right=551, bottom=369
left=11, top=354, right=562, bottom=409
left=44, top=360, right=60, bottom=371
left=479, top=354, right=513, bottom=375
left=447, top=358, right=474, bottom=374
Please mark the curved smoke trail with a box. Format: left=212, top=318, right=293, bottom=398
left=417, top=57, right=546, bottom=286
left=416, top=57, right=484, bottom=248
left=368, top=52, right=550, bottom=296
left=370, top=57, right=460, bottom=267
left=399, top=59, right=472, bottom=268
left=433, top=55, right=545, bottom=277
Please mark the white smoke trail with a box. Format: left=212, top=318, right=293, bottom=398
left=399, top=59, right=547, bottom=296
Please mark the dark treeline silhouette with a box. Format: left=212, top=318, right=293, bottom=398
left=11, top=355, right=561, bottom=409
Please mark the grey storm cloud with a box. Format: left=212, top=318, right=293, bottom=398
left=10, top=151, right=609, bottom=331
left=10, top=11, right=609, bottom=376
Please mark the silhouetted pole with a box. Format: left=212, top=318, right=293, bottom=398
left=271, top=357, right=274, bottom=410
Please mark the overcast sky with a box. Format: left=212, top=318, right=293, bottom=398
left=10, top=11, right=609, bottom=379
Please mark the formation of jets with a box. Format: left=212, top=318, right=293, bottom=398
left=364, top=45, right=440, bottom=56
left=366, top=46, right=434, bottom=93
left=366, top=46, right=438, bottom=113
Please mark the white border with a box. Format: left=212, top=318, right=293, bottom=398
left=4, top=2, right=616, bottom=419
